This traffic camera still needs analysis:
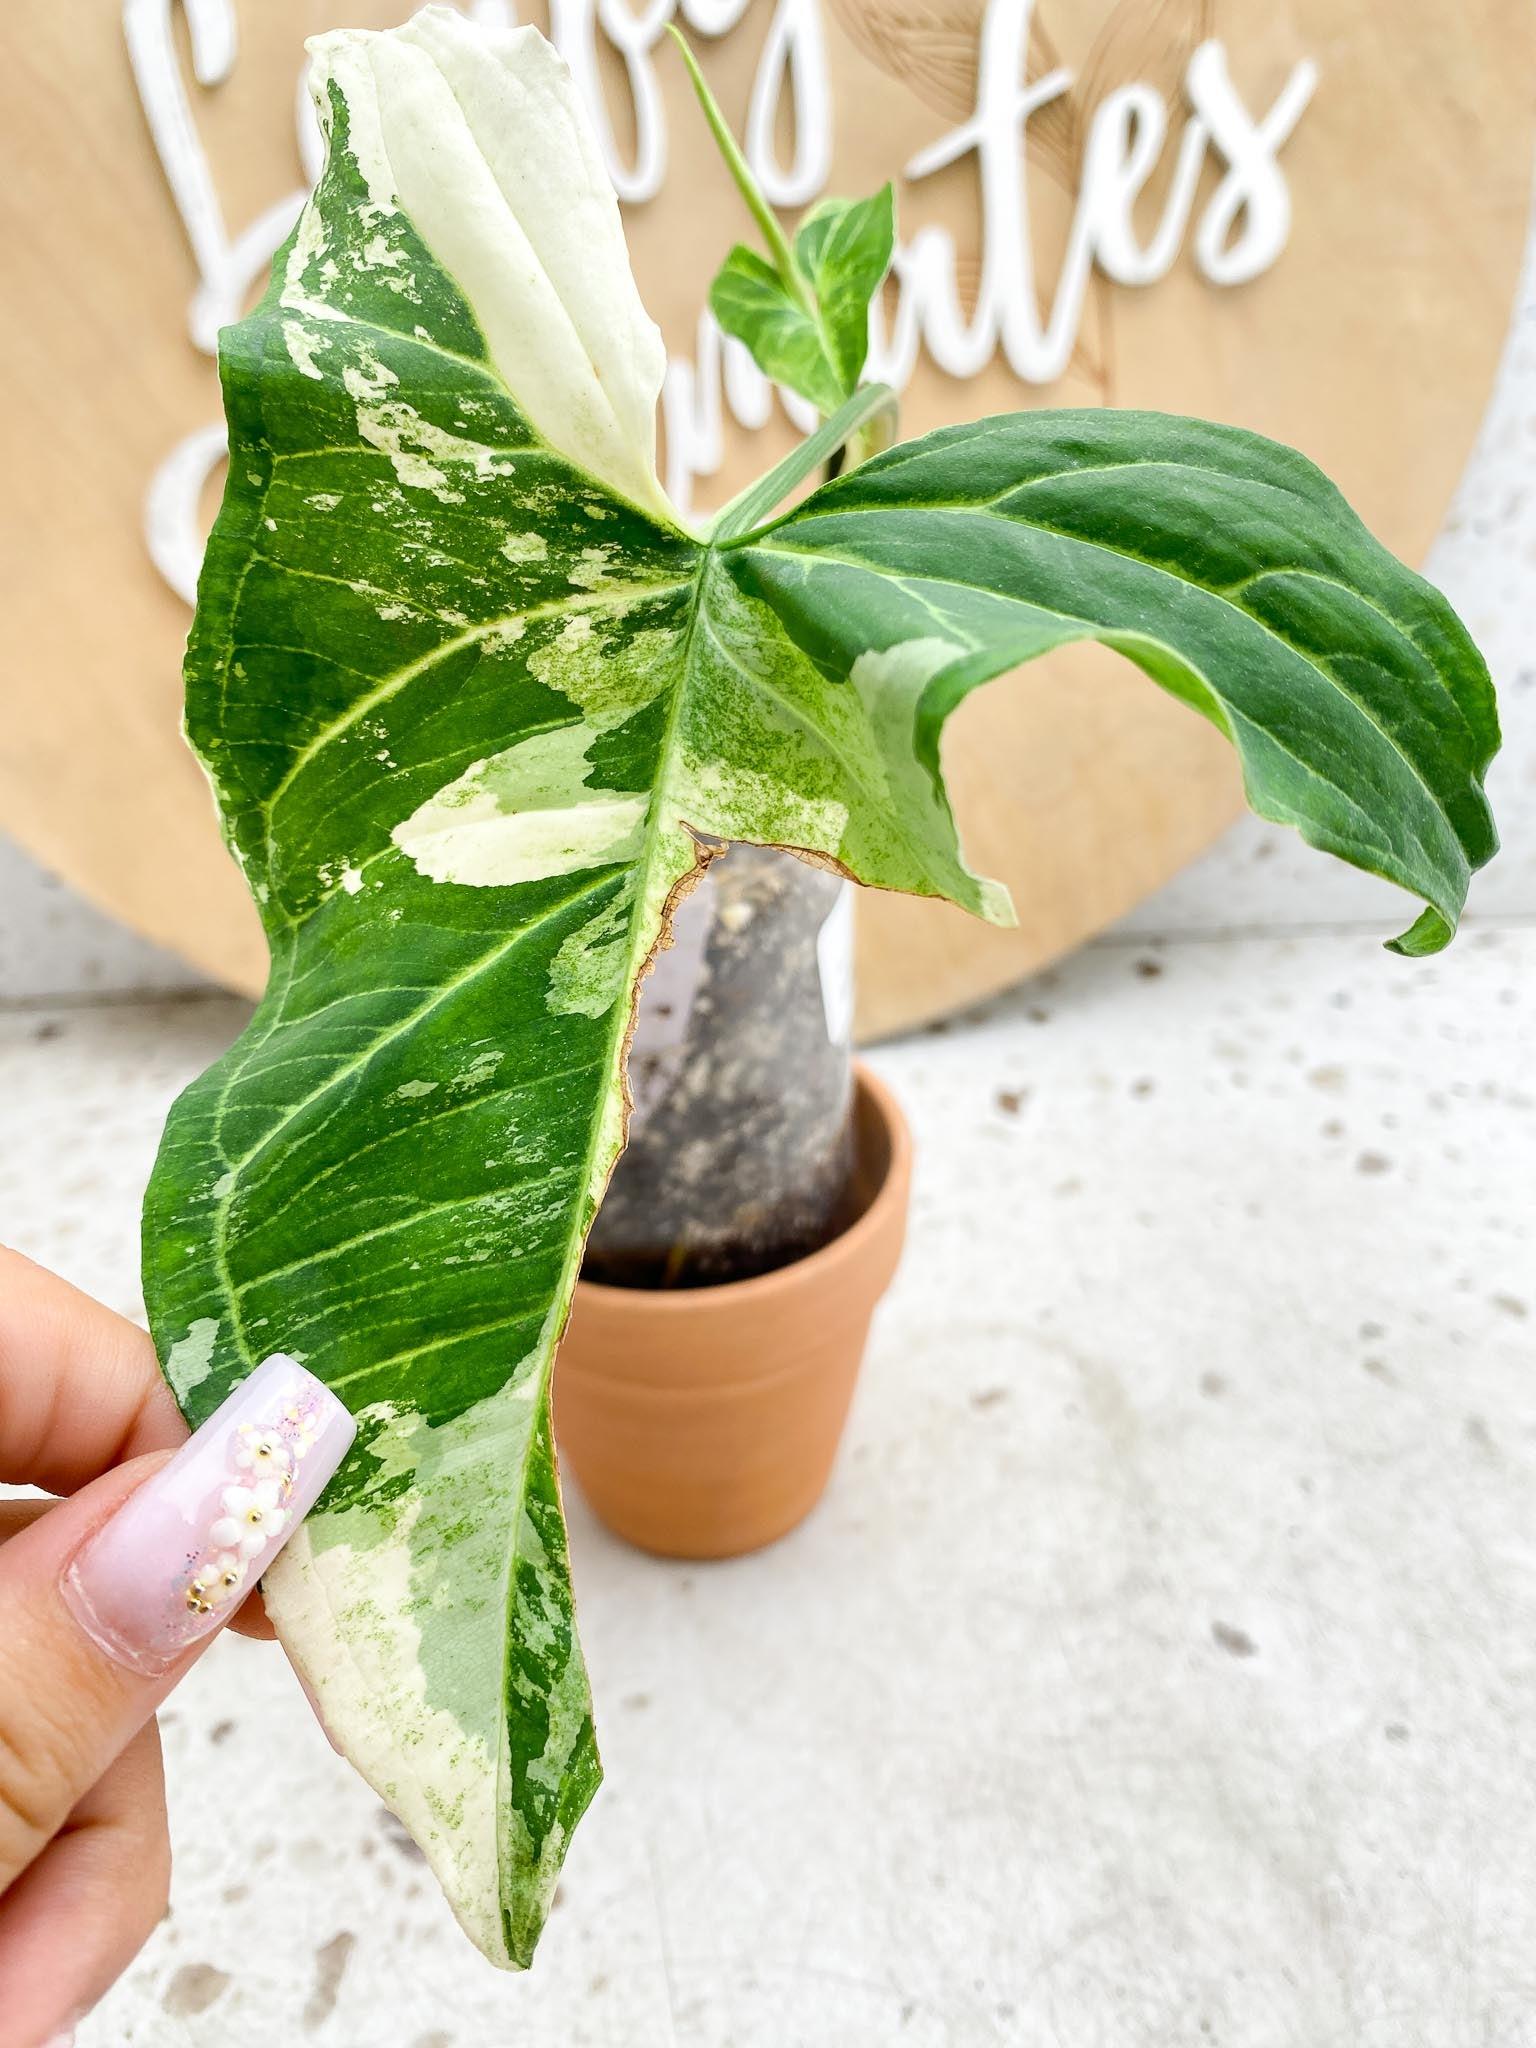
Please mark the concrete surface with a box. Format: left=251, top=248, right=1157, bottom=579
left=0, top=918, right=1532, bottom=2046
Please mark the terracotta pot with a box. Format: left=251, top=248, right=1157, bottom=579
left=554, top=1064, right=912, bottom=1559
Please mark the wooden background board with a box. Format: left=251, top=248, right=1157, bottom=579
left=0, top=2, right=1531, bottom=1037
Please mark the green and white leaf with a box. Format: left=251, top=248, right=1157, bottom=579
left=709, top=242, right=848, bottom=415
left=674, top=27, right=892, bottom=421
left=707, top=188, right=896, bottom=420
left=142, top=6, right=1499, bottom=1975
left=790, top=185, right=895, bottom=393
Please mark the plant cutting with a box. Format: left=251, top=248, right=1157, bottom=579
left=563, top=29, right=907, bottom=1558
left=141, top=3, right=1499, bottom=1974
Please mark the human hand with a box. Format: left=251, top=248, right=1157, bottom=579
left=0, top=1248, right=352, bottom=2047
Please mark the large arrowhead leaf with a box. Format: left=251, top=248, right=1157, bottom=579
left=142, top=8, right=1498, bottom=1972
left=728, top=409, right=1500, bottom=957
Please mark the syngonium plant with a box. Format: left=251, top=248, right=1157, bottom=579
left=143, top=5, right=1499, bottom=1970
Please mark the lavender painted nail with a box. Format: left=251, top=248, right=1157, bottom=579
left=63, top=1354, right=355, bottom=1677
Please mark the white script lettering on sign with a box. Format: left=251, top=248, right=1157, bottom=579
left=123, top=0, right=1316, bottom=600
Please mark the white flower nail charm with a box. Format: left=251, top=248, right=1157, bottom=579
left=210, top=1481, right=289, bottom=1560
left=234, top=1424, right=293, bottom=1480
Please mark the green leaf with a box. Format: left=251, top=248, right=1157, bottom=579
left=728, top=411, right=1499, bottom=947
left=673, top=26, right=889, bottom=417
left=792, top=186, right=895, bottom=394
left=708, top=244, right=845, bottom=414
left=142, top=11, right=1498, bottom=1980
left=707, top=196, right=896, bottom=420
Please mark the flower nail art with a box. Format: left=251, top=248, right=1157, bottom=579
left=63, top=1353, right=355, bottom=1675
left=187, top=1387, right=325, bottom=1603
left=209, top=1481, right=288, bottom=1561
left=233, top=1425, right=294, bottom=1481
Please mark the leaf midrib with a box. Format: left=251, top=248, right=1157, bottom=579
left=760, top=490, right=1433, bottom=670
left=488, top=534, right=715, bottom=1931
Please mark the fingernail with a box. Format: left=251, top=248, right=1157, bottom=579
left=63, top=1355, right=354, bottom=1677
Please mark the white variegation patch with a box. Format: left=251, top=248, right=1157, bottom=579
left=392, top=723, right=646, bottom=887
left=263, top=1373, right=554, bottom=1968
left=306, top=8, right=679, bottom=525
left=267, top=1505, right=504, bottom=1959
left=165, top=1316, right=221, bottom=1398
left=283, top=319, right=329, bottom=381
left=848, top=635, right=967, bottom=695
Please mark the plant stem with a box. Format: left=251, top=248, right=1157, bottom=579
left=667, top=26, right=814, bottom=316
left=668, top=23, right=897, bottom=481
left=845, top=393, right=900, bottom=476
left=713, top=383, right=896, bottom=540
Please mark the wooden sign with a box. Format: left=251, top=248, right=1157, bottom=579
left=1, top=1, right=1531, bottom=1034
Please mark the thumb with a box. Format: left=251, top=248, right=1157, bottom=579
left=0, top=1355, right=353, bottom=1889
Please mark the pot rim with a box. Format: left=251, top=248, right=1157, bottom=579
left=575, top=1061, right=910, bottom=1313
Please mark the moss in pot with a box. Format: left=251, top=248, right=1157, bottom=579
left=139, top=7, right=1501, bottom=1975
left=583, top=845, right=857, bottom=1289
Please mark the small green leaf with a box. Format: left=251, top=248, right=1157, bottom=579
left=792, top=186, right=895, bottom=394
left=673, top=26, right=888, bottom=418
left=708, top=245, right=845, bottom=415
